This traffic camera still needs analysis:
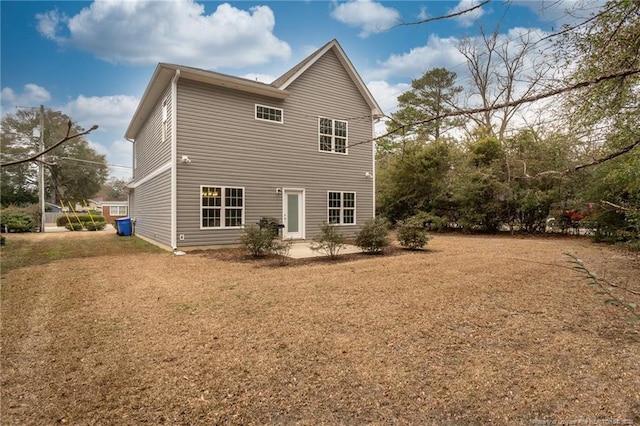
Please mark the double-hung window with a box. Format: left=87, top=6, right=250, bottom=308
left=256, top=104, right=283, bottom=123
left=328, top=191, right=356, bottom=225
left=319, top=118, right=348, bottom=154
left=201, top=186, right=244, bottom=228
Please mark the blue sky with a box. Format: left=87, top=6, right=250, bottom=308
left=1, top=0, right=597, bottom=179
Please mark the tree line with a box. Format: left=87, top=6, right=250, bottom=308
left=375, top=0, right=639, bottom=246
left=1, top=108, right=129, bottom=208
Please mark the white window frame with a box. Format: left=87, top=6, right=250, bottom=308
left=162, top=98, right=169, bottom=142
left=318, top=117, right=348, bottom=154
left=255, top=104, right=284, bottom=123
left=327, top=191, right=356, bottom=225
left=200, top=185, right=245, bottom=229
left=109, top=205, right=128, bottom=216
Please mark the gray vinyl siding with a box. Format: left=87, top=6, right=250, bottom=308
left=133, top=85, right=172, bottom=180
left=130, top=84, right=172, bottom=247
left=174, top=49, right=374, bottom=247
left=130, top=169, right=172, bottom=247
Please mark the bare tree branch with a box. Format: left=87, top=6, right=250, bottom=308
left=538, top=2, right=617, bottom=43
left=572, top=139, right=640, bottom=172
left=0, top=125, right=99, bottom=168
left=601, top=200, right=632, bottom=212
left=350, top=67, right=640, bottom=149
left=532, top=138, right=640, bottom=178
left=387, top=0, right=490, bottom=30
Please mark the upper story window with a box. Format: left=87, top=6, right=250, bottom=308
left=162, top=98, right=169, bottom=142
left=201, top=186, right=244, bottom=229
left=255, top=104, right=283, bottom=123
left=319, top=118, right=348, bottom=154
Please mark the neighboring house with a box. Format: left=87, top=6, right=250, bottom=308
left=73, top=199, right=99, bottom=212
left=125, top=39, right=383, bottom=250
left=97, top=200, right=129, bottom=224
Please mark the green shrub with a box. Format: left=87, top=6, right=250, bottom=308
left=397, top=213, right=432, bottom=250
left=1, top=212, right=36, bottom=232
left=1, top=204, right=40, bottom=232
left=310, top=222, right=346, bottom=258
left=65, top=222, right=83, bottom=231
left=85, top=221, right=107, bottom=231
left=57, top=214, right=106, bottom=227
left=355, top=216, right=391, bottom=254
left=240, top=224, right=277, bottom=257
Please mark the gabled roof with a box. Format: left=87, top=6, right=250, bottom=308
left=271, top=39, right=383, bottom=118
left=125, top=39, right=383, bottom=140
left=125, top=63, right=289, bottom=140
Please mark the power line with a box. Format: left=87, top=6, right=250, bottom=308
left=348, top=67, right=640, bottom=149
left=57, top=156, right=132, bottom=169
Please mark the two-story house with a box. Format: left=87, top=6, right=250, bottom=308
left=125, top=39, right=383, bottom=250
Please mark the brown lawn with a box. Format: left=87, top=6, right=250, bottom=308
left=1, top=231, right=639, bottom=425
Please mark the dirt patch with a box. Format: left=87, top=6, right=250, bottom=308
left=1, top=234, right=639, bottom=424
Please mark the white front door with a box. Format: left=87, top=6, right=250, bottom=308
left=283, top=189, right=304, bottom=239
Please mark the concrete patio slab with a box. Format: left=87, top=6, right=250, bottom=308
left=286, top=241, right=363, bottom=259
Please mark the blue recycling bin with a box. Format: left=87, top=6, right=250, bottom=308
left=115, top=217, right=132, bottom=236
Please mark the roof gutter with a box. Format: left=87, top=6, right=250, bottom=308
left=170, top=69, right=180, bottom=251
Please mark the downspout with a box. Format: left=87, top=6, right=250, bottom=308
left=124, top=136, right=135, bottom=233
left=170, top=69, right=181, bottom=250
left=372, top=116, right=380, bottom=218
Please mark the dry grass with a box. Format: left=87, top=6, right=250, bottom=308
left=1, top=231, right=639, bottom=425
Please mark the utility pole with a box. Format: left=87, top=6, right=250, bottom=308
left=38, top=105, right=45, bottom=232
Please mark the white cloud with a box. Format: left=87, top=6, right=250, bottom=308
left=35, top=9, right=67, bottom=41
left=107, top=139, right=133, bottom=177
left=366, top=35, right=466, bottom=81
left=36, top=0, right=291, bottom=69
left=62, top=94, right=139, bottom=132
left=417, top=6, right=430, bottom=21
left=0, top=84, right=52, bottom=109
left=61, top=94, right=138, bottom=179
left=84, top=137, right=133, bottom=179
left=331, top=0, right=401, bottom=38
left=367, top=80, right=410, bottom=116
left=241, top=73, right=276, bottom=84
left=448, top=0, right=486, bottom=28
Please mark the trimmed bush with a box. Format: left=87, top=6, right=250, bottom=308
left=85, top=221, right=107, bottom=231
left=240, top=224, right=277, bottom=257
left=65, top=222, right=83, bottom=231
left=2, top=213, right=36, bottom=233
left=1, top=204, right=40, bottom=232
left=57, top=214, right=106, bottom=227
left=397, top=213, right=432, bottom=250
left=355, top=216, right=391, bottom=254
left=310, top=222, right=346, bottom=258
